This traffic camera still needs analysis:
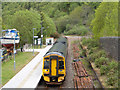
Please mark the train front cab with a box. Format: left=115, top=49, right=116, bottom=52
left=42, top=53, right=66, bottom=84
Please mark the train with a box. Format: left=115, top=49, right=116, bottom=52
left=42, top=37, right=68, bottom=85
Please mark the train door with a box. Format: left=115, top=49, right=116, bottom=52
left=51, top=59, right=57, bottom=76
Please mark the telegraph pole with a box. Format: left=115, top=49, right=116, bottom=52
left=0, top=49, right=2, bottom=86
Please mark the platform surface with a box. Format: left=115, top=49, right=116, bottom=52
left=2, top=45, right=52, bottom=89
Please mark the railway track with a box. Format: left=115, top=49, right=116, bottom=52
left=73, top=61, right=94, bottom=89
left=36, top=78, right=62, bottom=90
left=72, top=38, right=103, bottom=89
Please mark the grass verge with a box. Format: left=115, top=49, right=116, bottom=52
left=31, top=45, right=46, bottom=49
left=2, top=52, right=38, bottom=86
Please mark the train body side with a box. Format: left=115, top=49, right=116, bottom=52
left=42, top=37, right=67, bottom=84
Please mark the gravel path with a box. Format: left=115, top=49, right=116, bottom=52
left=61, top=37, right=75, bottom=88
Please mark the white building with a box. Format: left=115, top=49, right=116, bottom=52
left=46, top=38, right=54, bottom=45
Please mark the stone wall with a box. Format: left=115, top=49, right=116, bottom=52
left=100, top=37, right=120, bottom=61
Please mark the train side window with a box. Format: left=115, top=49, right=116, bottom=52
left=62, top=42, right=66, bottom=44
left=44, top=61, right=49, bottom=69
left=59, top=61, right=64, bottom=69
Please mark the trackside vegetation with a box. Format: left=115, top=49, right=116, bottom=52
left=81, top=38, right=118, bottom=88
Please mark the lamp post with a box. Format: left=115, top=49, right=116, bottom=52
left=0, top=31, right=3, bottom=85
left=33, top=28, right=36, bottom=56
left=14, top=36, right=16, bottom=71
left=0, top=49, right=3, bottom=85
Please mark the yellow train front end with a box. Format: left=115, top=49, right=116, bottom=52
left=42, top=53, right=66, bottom=85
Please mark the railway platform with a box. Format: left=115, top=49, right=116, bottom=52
left=2, top=45, right=52, bottom=89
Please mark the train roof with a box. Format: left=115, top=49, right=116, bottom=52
left=55, top=37, right=67, bottom=43
left=44, top=37, right=67, bottom=57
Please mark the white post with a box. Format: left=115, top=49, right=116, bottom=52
left=0, top=49, right=2, bottom=85
left=14, top=37, right=15, bottom=71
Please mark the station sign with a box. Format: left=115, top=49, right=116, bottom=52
left=14, top=50, right=16, bottom=54
left=34, top=36, right=38, bottom=38
left=35, top=40, right=36, bottom=45
left=38, top=38, right=41, bottom=45
left=46, top=38, right=54, bottom=45
left=41, top=35, right=43, bottom=38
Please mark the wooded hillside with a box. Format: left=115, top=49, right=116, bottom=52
left=1, top=2, right=118, bottom=45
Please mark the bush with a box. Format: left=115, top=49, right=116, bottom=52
left=108, top=61, right=118, bottom=70
left=86, top=49, right=107, bottom=63
left=106, top=70, right=118, bottom=87
left=97, top=50, right=106, bottom=57
left=82, top=38, right=91, bottom=46
left=95, top=57, right=109, bottom=68
left=87, top=40, right=99, bottom=50
left=86, top=53, right=97, bottom=62
left=100, top=65, right=109, bottom=75
left=88, top=47, right=99, bottom=55
left=107, top=76, right=118, bottom=86
left=81, top=38, right=99, bottom=49
left=64, top=25, right=88, bottom=36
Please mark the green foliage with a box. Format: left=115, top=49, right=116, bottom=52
left=106, top=69, right=118, bottom=87
left=69, top=5, right=94, bottom=26
left=41, top=12, right=56, bottom=37
left=100, top=61, right=118, bottom=87
left=82, top=36, right=118, bottom=88
left=100, top=65, right=108, bottom=75
left=50, top=32, right=60, bottom=38
left=95, top=57, right=109, bottom=68
left=4, top=9, right=42, bottom=45
left=54, top=3, right=96, bottom=34
left=86, top=50, right=104, bottom=62
left=0, top=17, right=2, bottom=31
left=55, top=15, right=70, bottom=33
left=69, top=6, right=82, bottom=25
left=2, top=6, right=57, bottom=45
left=2, top=2, right=100, bottom=36
left=64, top=25, right=88, bottom=36
left=82, top=38, right=99, bottom=48
left=97, top=50, right=106, bottom=57
left=88, top=47, right=99, bottom=55
left=69, top=2, right=80, bottom=12
left=79, top=49, right=86, bottom=57
left=108, top=61, right=118, bottom=70
left=91, top=2, right=118, bottom=39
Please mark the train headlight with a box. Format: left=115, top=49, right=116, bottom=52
left=44, top=69, right=49, bottom=74
left=58, top=77, right=64, bottom=82
left=45, top=70, right=48, bottom=71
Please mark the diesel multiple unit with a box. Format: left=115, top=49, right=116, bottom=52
left=42, top=37, right=67, bottom=84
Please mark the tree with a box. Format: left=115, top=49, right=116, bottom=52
left=3, top=9, right=41, bottom=45
left=91, top=2, right=118, bottom=39
left=55, top=15, right=70, bottom=33
left=0, top=17, right=1, bottom=27
left=40, top=12, right=56, bottom=37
